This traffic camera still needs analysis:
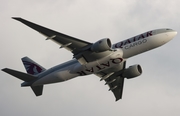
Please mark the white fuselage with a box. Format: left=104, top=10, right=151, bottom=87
left=32, top=28, right=177, bottom=86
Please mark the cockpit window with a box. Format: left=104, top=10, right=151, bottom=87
left=166, top=28, right=172, bottom=30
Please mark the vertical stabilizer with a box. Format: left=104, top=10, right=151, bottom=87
left=22, top=57, right=46, bottom=75
left=21, top=57, right=45, bottom=96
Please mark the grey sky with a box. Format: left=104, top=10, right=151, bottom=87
left=1, top=0, right=180, bottom=116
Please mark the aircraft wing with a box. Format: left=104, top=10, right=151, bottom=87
left=95, top=62, right=126, bottom=101
left=12, top=17, right=92, bottom=52
left=12, top=17, right=113, bottom=63
left=109, top=76, right=124, bottom=101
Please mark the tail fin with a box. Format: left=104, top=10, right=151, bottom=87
left=21, top=57, right=46, bottom=75
left=2, top=57, right=45, bottom=96
left=21, top=57, right=45, bottom=96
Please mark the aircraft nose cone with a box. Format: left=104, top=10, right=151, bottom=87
left=158, top=29, right=177, bottom=45
left=169, top=30, right=177, bottom=39
left=173, top=30, right=177, bottom=36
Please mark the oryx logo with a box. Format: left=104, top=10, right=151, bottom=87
left=23, top=61, right=43, bottom=75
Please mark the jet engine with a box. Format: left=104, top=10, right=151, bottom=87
left=122, top=65, right=142, bottom=79
left=91, top=38, right=112, bottom=52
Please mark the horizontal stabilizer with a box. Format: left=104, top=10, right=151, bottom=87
left=2, top=68, right=36, bottom=82
left=31, top=85, right=43, bottom=96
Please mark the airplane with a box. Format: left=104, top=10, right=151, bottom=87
left=2, top=17, right=177, bottom=101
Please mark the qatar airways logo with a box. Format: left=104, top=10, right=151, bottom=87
left=23, top=61, right=43, bottom=75
left=114, top=31, right=153, bottom=49
left=77, top=58, right=123, bottom=76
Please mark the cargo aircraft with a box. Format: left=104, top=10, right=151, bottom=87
left=2, top=18, right=177, bottom=101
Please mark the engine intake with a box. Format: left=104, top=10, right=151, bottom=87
left=91, top=38, right=112, bottom=52
left=122, top=65, right=142, bottom=79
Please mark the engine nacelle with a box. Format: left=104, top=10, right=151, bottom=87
left=122, top=65, right=142, bottom=79
left=91, top=38, right=112, bottom=52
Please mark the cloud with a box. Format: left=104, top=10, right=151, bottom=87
left=0, top=0, right=180, bottom=116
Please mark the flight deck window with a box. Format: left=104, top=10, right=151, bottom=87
left=166, top=29, right=171, bottom=30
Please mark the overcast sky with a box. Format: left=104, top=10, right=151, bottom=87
left=1, top=0, right=180, bottom=116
